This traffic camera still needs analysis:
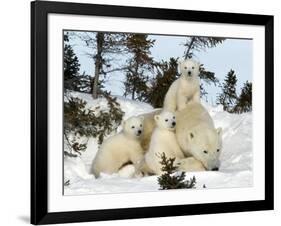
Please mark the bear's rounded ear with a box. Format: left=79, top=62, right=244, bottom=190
left=154, top=115, right=160, bottom=122
left=216, top=127, right=222, bottom=135
left=177, top=59, right=183, bottom=74
left=177, top=58, right=183, bottom=66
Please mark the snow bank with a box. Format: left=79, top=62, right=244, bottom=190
left=64, top=93, right=252, bottom=195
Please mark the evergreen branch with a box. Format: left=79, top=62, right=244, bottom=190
left=184, top=37, right=195, bottom=59
left=157, top=152, right=197, bottom=190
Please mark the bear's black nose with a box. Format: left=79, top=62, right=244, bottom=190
left=212, top=167, right=219, bottom=171
left=172, top=122, right=176, bottom=126
left=138, top=130, right=142, bottom=134
left=187, top=71, right=192, bottom=76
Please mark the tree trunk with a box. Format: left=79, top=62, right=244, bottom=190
left=92, top=32, right=104, bottom=99
left=132, top=87, right=135, bottom=100
left=131, top=64, right=139, bottom=100
left=184, top=37, right=195, bottom=59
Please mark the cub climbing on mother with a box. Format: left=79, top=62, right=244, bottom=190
left=163, top=58, right=201, bottom=112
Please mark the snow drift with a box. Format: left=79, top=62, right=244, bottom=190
left=64, top=92, right=252, bottom=195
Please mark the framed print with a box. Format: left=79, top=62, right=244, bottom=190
left=31, top=0, right=274, bottom=224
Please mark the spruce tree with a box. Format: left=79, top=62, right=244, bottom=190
left=124, top=34, right=155, bottom=101
left=64, top=32, right=81, bottom=91
left=217, top=69, right=238, bottom=112
left=77, top=32, right=128, bottom=99
left=145, top=58, right=179, bottom=108
left=183, top=37, right=225, bottom=59
left=233, top=81, right=252, bottom=113
left=198, top=65, right=219, bottom=97
left=157, top=153, right=196, bottom=190
left=64, top=93, right=124, bottom=157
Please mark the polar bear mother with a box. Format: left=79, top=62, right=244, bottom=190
left=144, top=110, right=205, bottom=175
left=163, top=58, right=201, bottom=112
left=176, top=102, right=222, bottom=171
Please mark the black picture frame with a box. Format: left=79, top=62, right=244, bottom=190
left=31, top=0, right=274, bottom=224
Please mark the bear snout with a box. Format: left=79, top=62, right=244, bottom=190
left=172, top=122, right=176, bottom=126
left=137, top=130, right=142, bottom=135
left=211, top=167, right=219, bottom=171
left=187, top=71, right=192, bottom=76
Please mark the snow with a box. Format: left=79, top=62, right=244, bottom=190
left=64, top=93, right=252, bottom=195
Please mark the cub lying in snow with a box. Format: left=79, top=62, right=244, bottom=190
left=144, top=111, right=185, bottom=175
left=91, top=115, right=144, bottom=177
left=163, top=58, right=201, bottom=112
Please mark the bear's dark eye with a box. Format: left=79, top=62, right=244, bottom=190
left=173, top=116, right=175, bottom=119
left=165, top=119, right=168, bottom=122
left=203, top=150, right=208, bottom=154
left=192, top=66, right=194, bottom=69
left=184, top=66, right=187, bottom=69
left=140, top=124, right=142, bottom=127
left=217, top=149, right=220, bottom=152
left=131, top=126, right=135, bottom=129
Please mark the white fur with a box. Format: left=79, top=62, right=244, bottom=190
left=176, top=102, right=222, bottom=171
left=144, top=111, right=185, bottom=175
left=91, top=116, right=145, bottom=177
left=163, top=59, right=201, bottom=112
left=138, top=109, right=162, bottom=151
left=118, top=164, right=136, bottom=178
left=178, top=157, right=205, bottom=172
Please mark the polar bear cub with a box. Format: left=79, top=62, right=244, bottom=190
left=139, top=109, right=162, bottom=151
left=163, top=59, right=201, bottom=112
left=91, top=115, right=145, bottom=177
left=176, top=102, right=222, bottom=171
left=144, top=111, right=185, bottom=175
